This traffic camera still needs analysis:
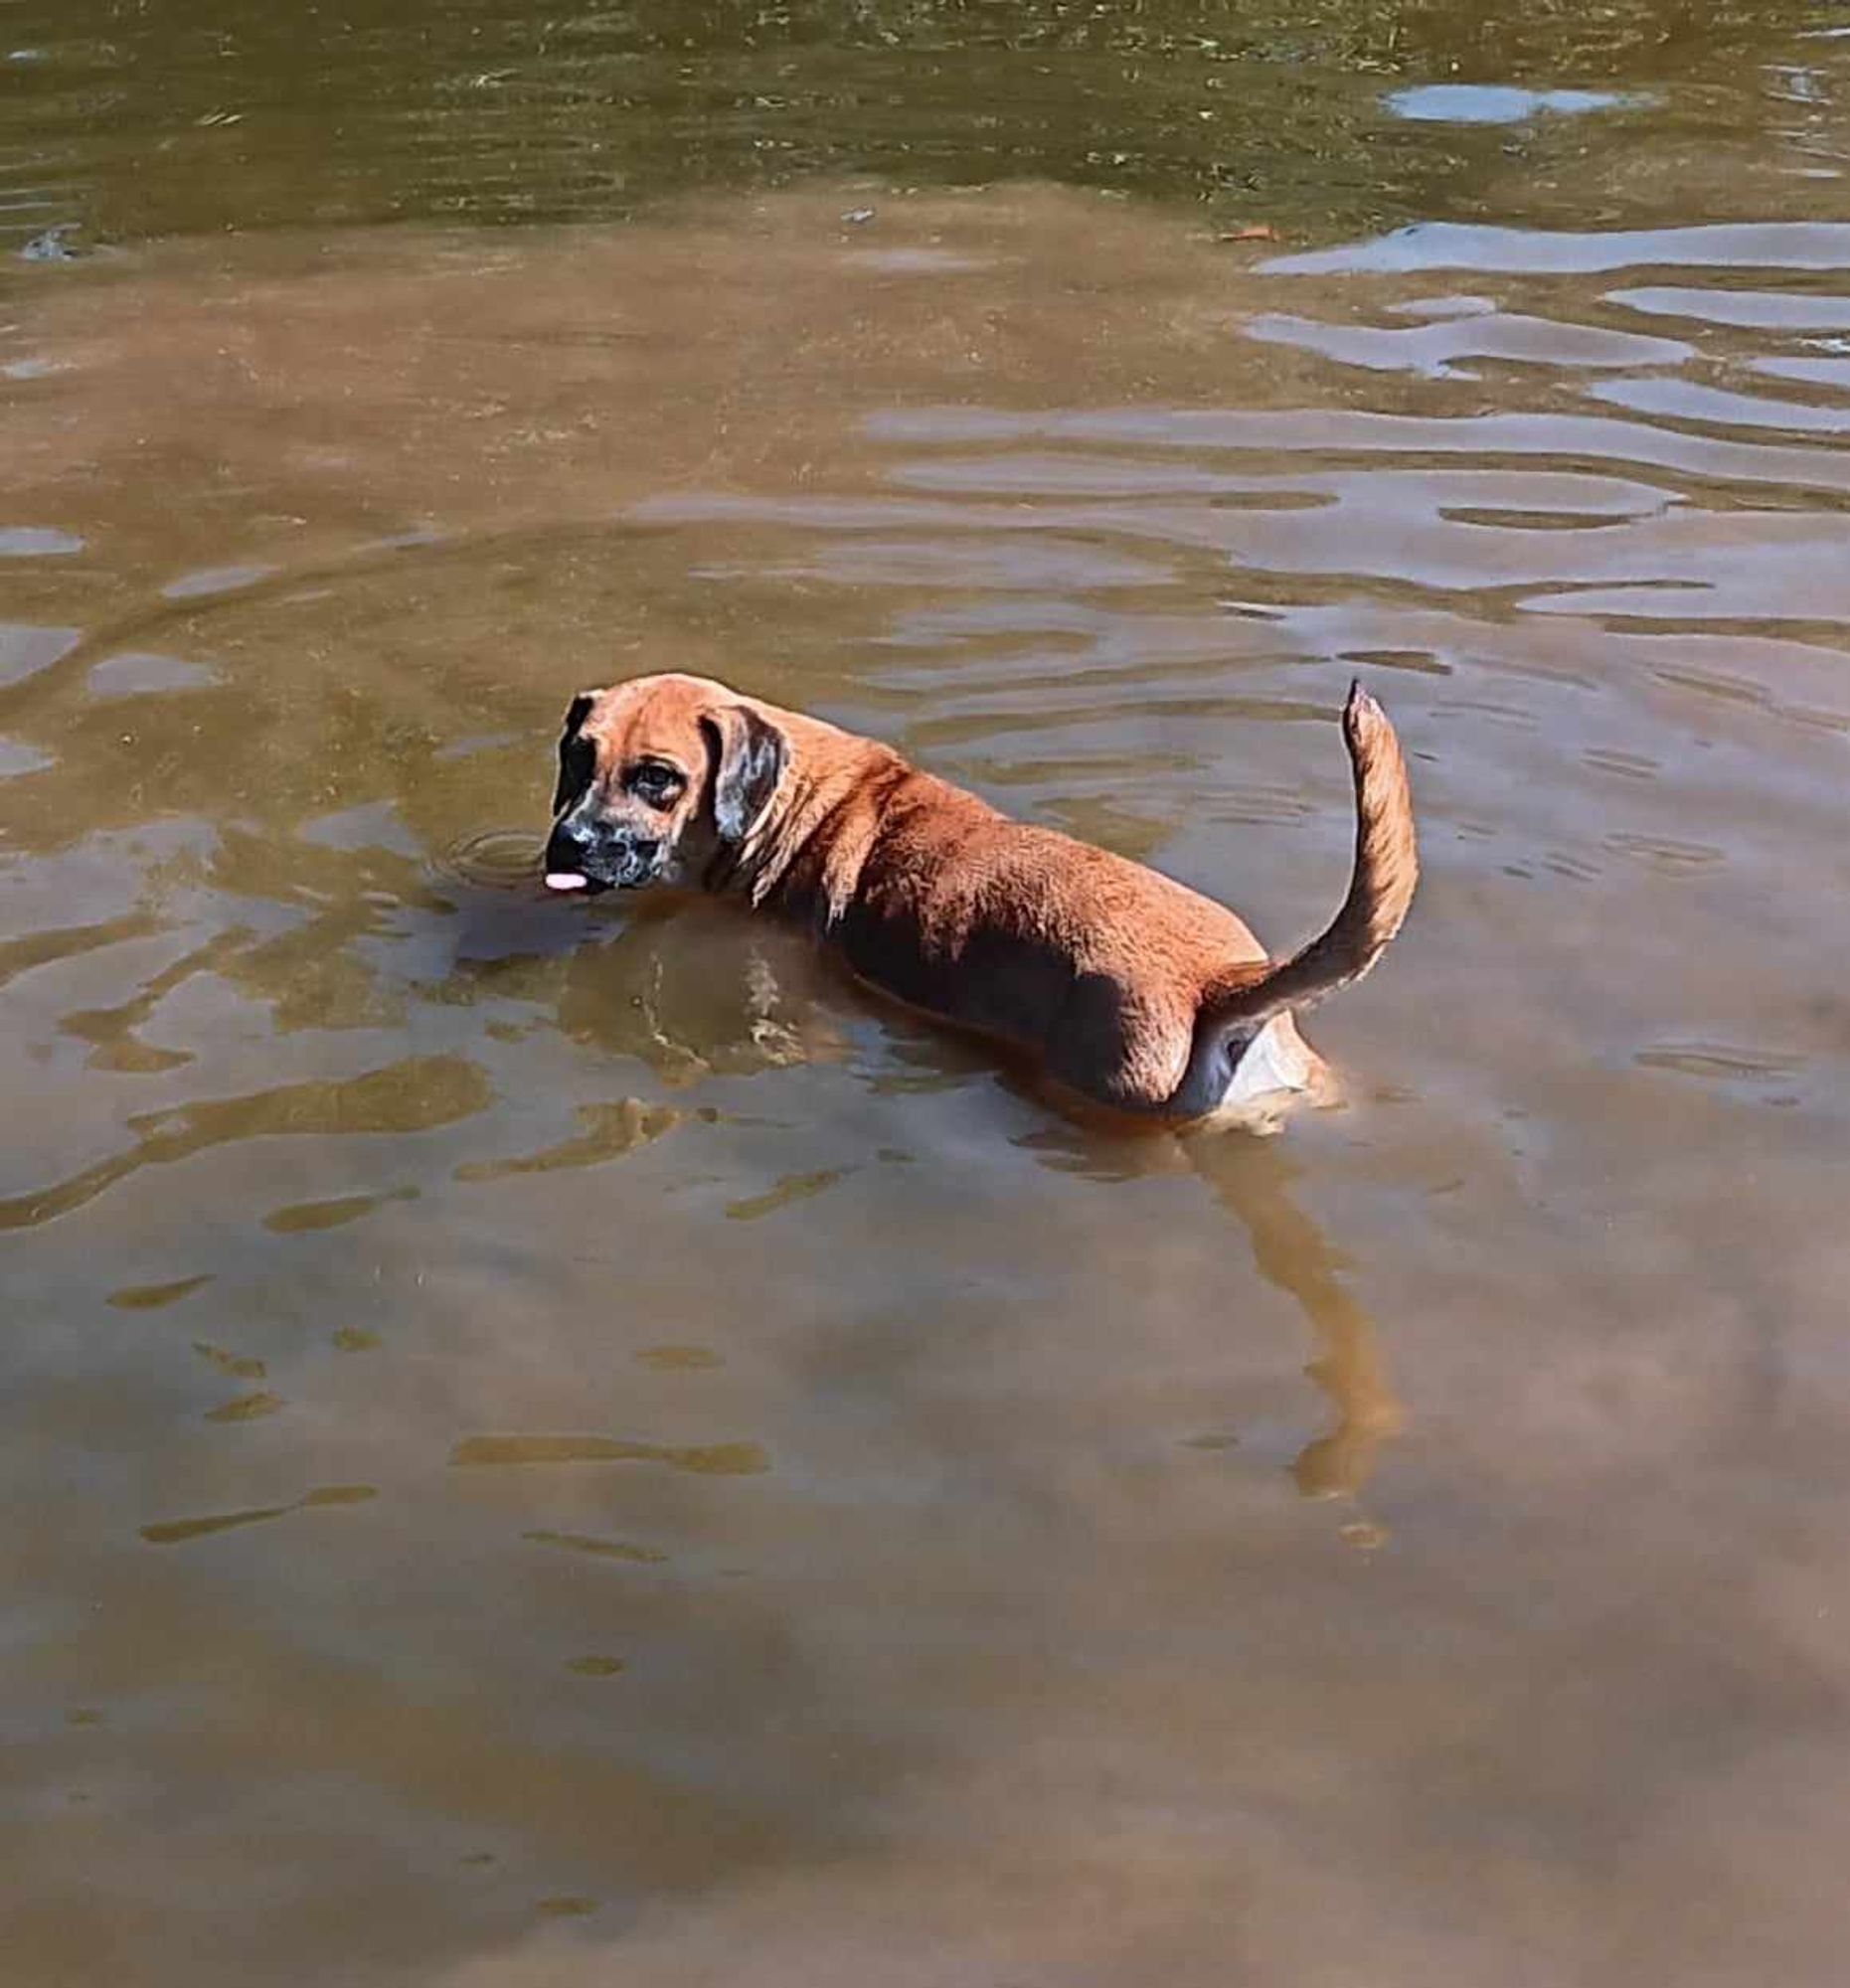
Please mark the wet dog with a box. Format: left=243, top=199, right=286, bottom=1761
left=544, top=674, right=1417, bottom=1129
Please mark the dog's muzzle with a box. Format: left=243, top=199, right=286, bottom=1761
left=544, top=816, right=663, bottom=895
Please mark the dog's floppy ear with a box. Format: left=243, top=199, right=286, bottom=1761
left=553, top=691, right=597, bottom=815
left=700, top=702, right=787, bottom=844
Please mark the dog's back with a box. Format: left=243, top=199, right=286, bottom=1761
left=764, top=685, right=1415, bottom=1122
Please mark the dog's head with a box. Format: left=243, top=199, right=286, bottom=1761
left=543, top=674, right=788, bottom=897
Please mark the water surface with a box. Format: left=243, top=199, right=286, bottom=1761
left=4, top=5, right=1850, bottom=1985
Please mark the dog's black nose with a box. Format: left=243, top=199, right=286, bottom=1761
left=545, top=819, right=590, bottom=876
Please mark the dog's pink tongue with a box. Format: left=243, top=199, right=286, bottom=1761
left=544, top=872, right=589, bottom=893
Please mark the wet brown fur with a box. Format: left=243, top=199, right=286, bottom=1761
left=549, top=673, right=1418, bottom=1126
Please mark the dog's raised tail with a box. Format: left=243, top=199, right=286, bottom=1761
left=1201, top=682, right=1418, bottom=1036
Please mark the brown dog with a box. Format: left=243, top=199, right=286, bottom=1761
left=543, top=674, right=1417, bottom=1129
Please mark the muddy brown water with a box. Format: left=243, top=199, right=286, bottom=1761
left=5, top=6, right=1850, bottom=1984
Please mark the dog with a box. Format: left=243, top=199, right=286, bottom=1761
left=543, top=673, right=1417, bottom=1129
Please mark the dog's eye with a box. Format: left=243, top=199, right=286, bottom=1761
left=629, top=760, right=684, bottom=808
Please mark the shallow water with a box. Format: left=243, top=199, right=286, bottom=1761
left=5, top=6, right=1850, bottom=1985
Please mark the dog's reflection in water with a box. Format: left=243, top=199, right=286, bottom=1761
left=1209, top=1137, right=1402, bottom=1504
left=534, top=916, right=1400, bottom=1503
left=538, top=901, right=851, bottom=1086
left=1012, top=1114, right=1402, bottom=1504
